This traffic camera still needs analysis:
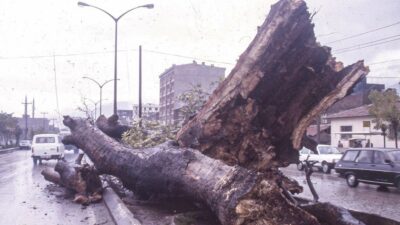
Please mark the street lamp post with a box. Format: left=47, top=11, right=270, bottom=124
left=82, top=76, right=117, bottom=116
left=78, top=2, right=154, bottom=115
left=84, top=98, right=105, bottom=119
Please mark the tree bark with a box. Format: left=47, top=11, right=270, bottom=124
left=95, top=114, right=130, bottom=140
left=177, top=0, right=369, bottom=171
left=41, top=160, right=103, bottom=204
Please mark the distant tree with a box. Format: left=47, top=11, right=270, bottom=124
left=14, top=125, right=22, bottom=146
left=368, top=89, right=400, bottom=148
left=76, top=97, right=96, bottom=122
left=0, top=112, right=18, bottom=147
left=177, top=84, right=210, bottom=123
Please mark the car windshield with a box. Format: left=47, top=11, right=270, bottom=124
left=319, top=146, right=340, bottom=154
left=388, top=150, right=400, bottom=162
left=35, top=137, right=55, bottom=144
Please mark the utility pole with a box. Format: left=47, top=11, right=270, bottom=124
left=41, top=112, right=48, bottom=131
left=32, top=98, right=35, bottom=118
left=22, top=96, right=32, bottom=139
left=139, top=45, right=142, bottom=120
left=316, top=115, right=321, bottom=143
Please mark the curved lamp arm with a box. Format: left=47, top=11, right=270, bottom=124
left=117, top=4, right=154, bottom=21
left=82, top=76, right=101, bottom=87
left=78, top=2, right=154, bottom=22
left=78, top=2, right=117, bottom=21
left=101, top=79, right=118, bottom=88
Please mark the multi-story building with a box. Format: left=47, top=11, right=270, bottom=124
left=159, top=61, right=225, bottom=125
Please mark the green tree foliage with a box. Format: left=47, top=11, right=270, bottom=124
left=122, top=120, right=179, bottom=148
left=0, top=112, right=18, bottom=147
left=177, top=84, right=211, bottom=122
left=369, top=89, right=400, bottom=148
left=123, top=82, right=221, bottom=148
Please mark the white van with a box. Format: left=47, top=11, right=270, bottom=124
left=31, top=134, right=65, bottom=164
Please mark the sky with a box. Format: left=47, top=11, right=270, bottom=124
left=0, top=0, right=400, bottom=126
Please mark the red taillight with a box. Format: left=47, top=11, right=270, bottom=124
left=32, top=147, right=34, bottom=153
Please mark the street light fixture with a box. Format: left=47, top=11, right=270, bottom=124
left=78, top=2, right=154, bottom=115
left=82, top=76, right=118, bottom=116
left=84, top=97, right=108, bottom=119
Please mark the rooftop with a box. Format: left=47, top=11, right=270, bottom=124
left=159, top=61, right=225, bottom=78
left=326, top=104, right=371, bottom=119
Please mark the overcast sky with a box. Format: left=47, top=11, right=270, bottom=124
left=1, top=0, right=400, bottom=125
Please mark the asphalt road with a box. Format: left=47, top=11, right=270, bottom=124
left=0, top=149, right=114, bottom=225
left=281, top=165, right=400, bottom=222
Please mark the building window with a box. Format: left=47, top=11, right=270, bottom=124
left=340, top=125, right=352, bottom=139
left=363, top=121, right=371, bottom=128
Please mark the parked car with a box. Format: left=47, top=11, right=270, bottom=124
left=19, top=140, right=32, bottom=150
left=31, top=134, right=65, bottom=164
left=335, top=148, right=400, bottom=190
left=297, top=145, right=342, bottom=173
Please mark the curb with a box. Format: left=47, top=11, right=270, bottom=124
left=0, top=147, right=17, bottom=154
left=103, top=184, right=142, bottom=225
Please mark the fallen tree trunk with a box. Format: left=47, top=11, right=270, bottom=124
left=177, top=0, right=368, bottom=171
left=96, top=114, right=130, bottom=140
left=62, top=116, right=373, bottom=225
left=41, top=159, right=103, bottom=204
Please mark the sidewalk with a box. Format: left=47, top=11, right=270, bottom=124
left=0, top=147, right=17, bottom=154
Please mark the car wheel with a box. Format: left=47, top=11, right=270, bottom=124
left=297, top=162, right=304, bottom=171
left=32, top=157, right=38, bottom=165
left=322, top=163, right=331, bottom=174
left=346, top=174, right=359, bottom=188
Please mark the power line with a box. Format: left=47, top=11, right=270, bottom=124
left=326, top=20, right=400, bottom=44
left=334, top=37, right=400, bottom=54
left=0, top=45, right=398, bottom=67
left=334, top=34, right=400, bottom=52
left=369, top=59, right=400, bottom=66
left=367, top=76, right=400, bottom=79
left=316, top=32, right=338, bottom=38
left=143, top=49, right=233, bottom=65
left=0, top=48, right=234, bottom=65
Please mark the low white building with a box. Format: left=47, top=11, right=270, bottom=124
left=133, top=103, right=159, bottom=121
left=328, top=105, right=398, bottom=148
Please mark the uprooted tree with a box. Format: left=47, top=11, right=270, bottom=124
left=42, top=0, right=400, bottom=224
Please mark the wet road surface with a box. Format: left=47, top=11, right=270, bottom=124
left=281, top=165, right=400, bottom=222
left=0, top=150, right=114, bottom=225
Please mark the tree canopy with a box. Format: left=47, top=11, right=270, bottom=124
left=369, top=89, right=400, bottom=148
left=0, top=112, right=18, bottom=146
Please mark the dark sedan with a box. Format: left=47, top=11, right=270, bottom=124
left=335, top=148, right=400, bottom=189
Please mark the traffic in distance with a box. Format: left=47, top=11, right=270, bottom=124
left=297, top=145, right=400, bottom=190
